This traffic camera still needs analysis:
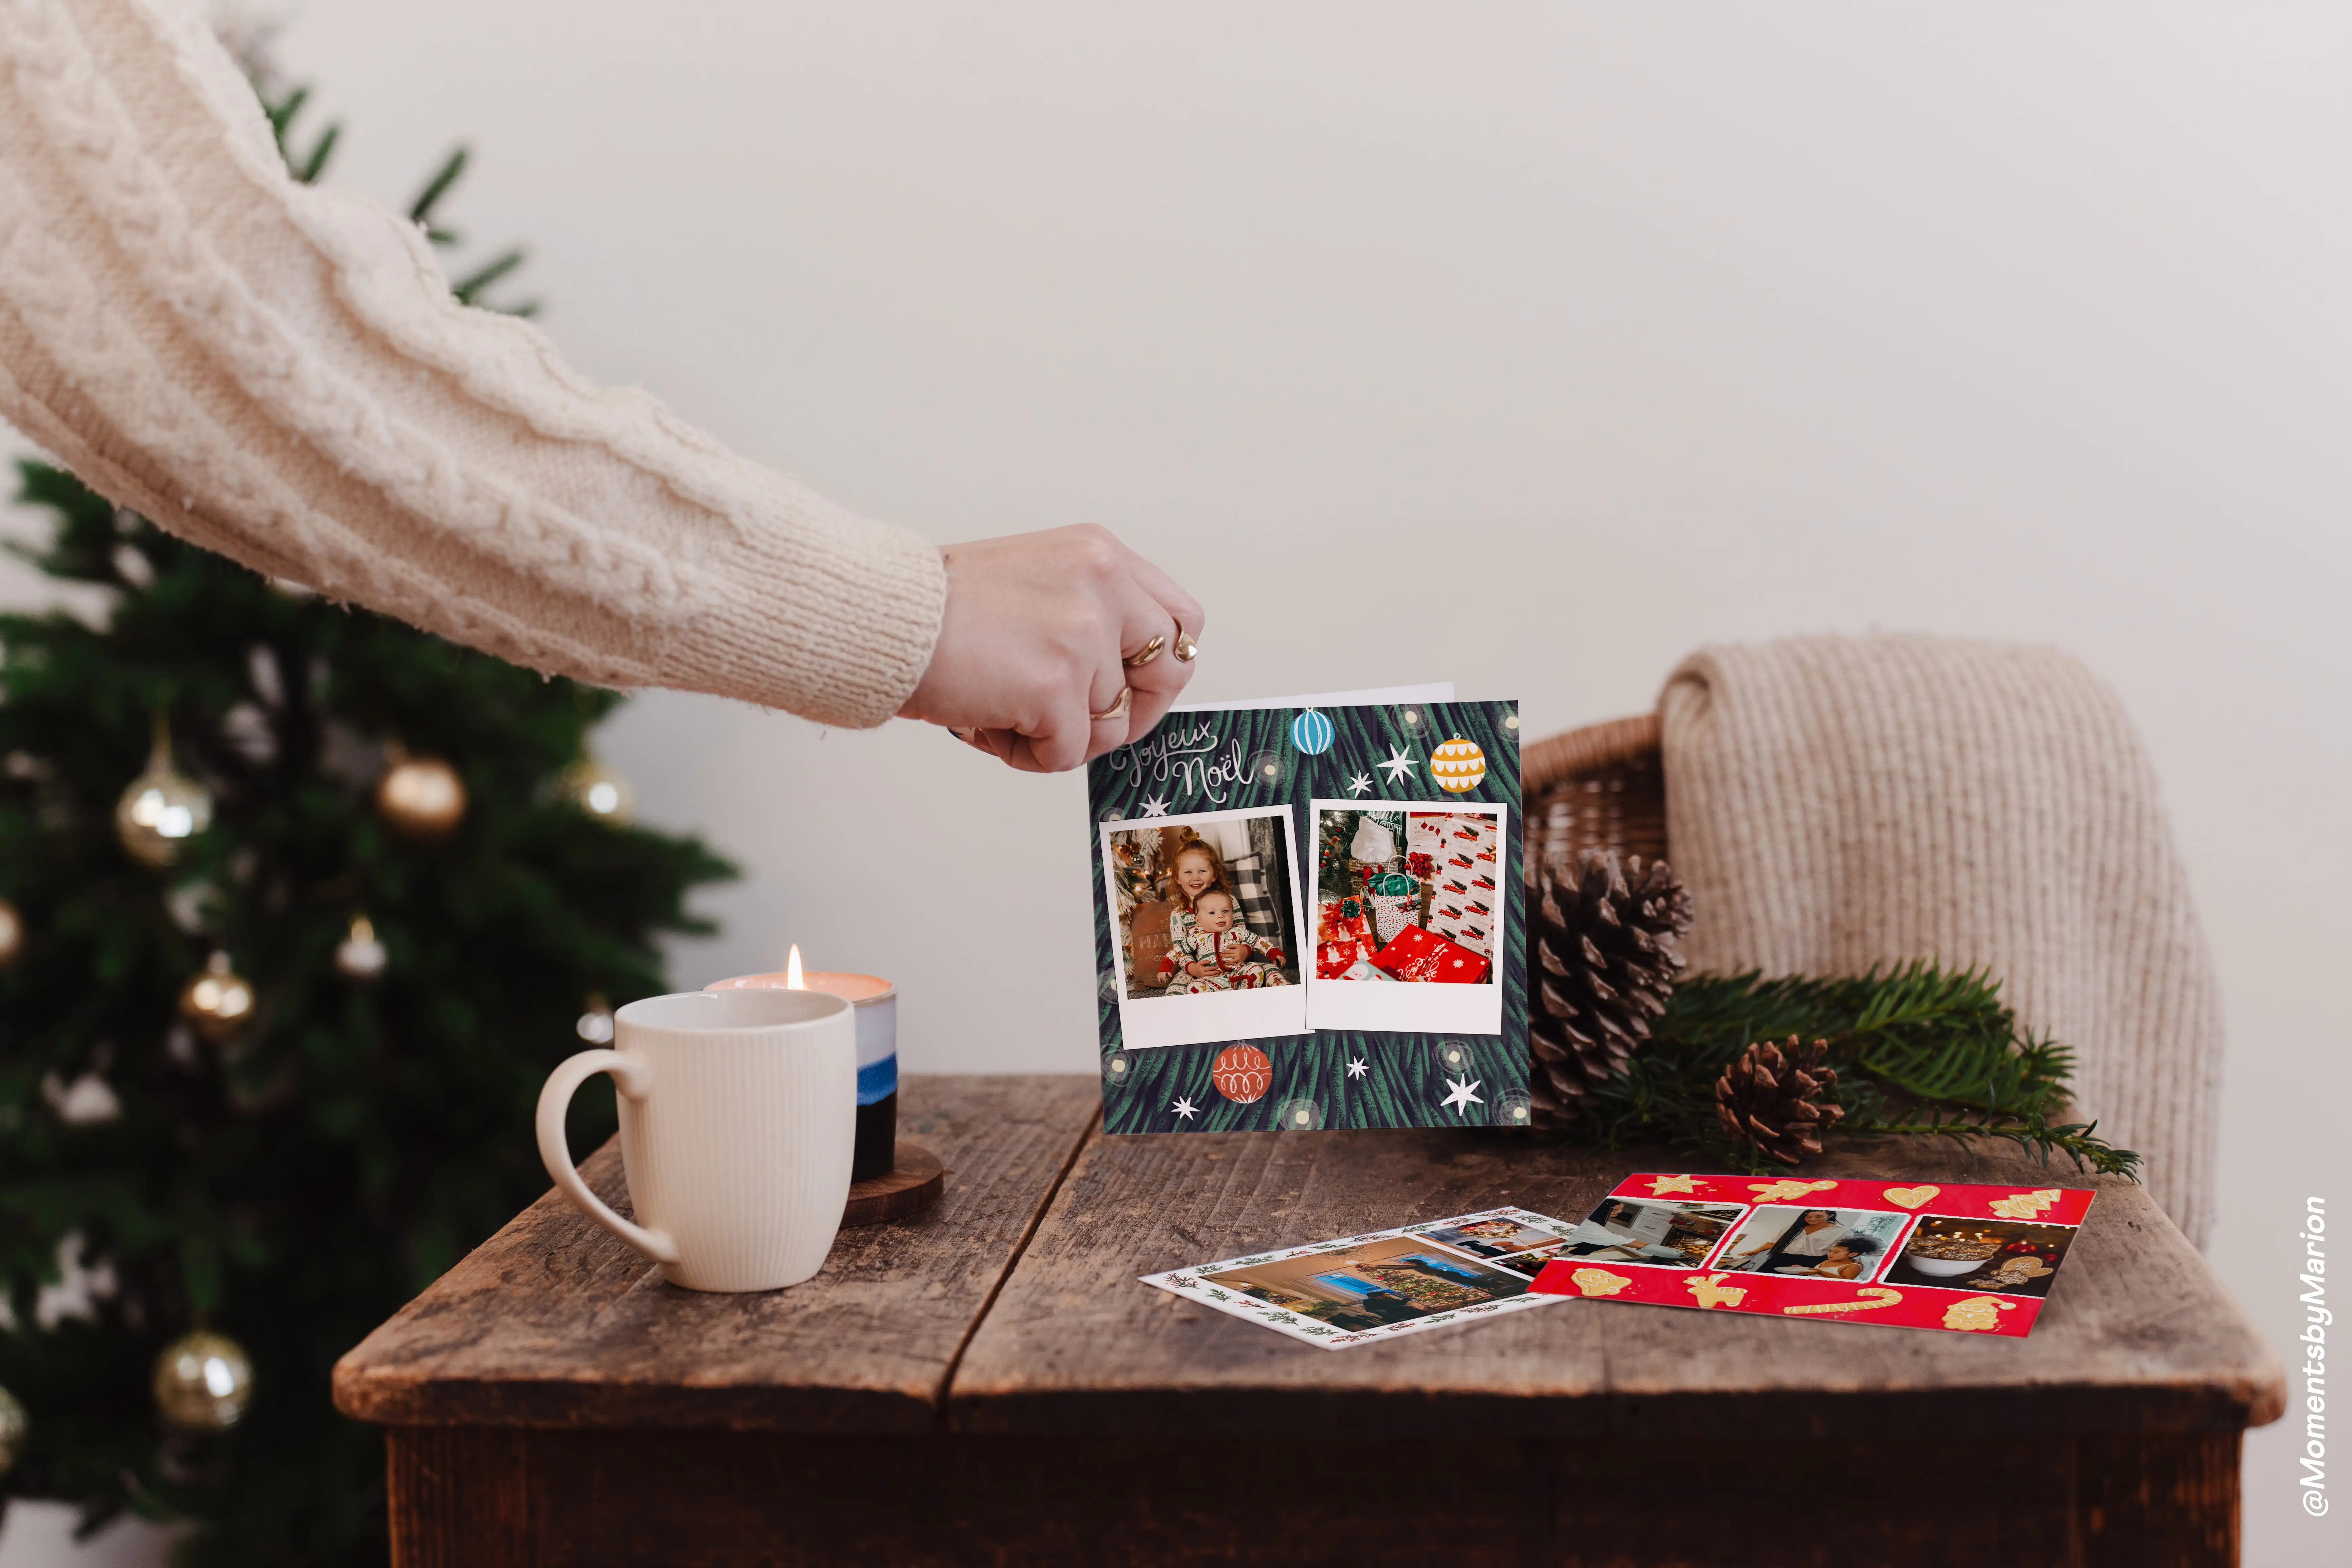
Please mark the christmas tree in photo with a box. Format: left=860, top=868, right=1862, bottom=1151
left=0, top=79, right=732, bottom=1563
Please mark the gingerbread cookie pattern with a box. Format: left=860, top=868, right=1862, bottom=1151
left=1987, top=1188, right=2064, bottom=1220
left=1685, top=1273, right=1748, bottom=1309
left=1942, top=1296, right=2019, bottom=1332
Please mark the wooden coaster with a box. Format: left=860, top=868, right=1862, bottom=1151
left=841, top=1142, right=945, bottom=1227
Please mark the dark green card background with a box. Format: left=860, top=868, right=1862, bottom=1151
left=1089, top=701, right=1526, bottom=1133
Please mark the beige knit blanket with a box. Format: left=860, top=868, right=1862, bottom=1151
left=1659, top=634, right=2222, bottom=1247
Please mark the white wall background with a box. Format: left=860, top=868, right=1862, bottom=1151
left=4, top=3, right=2345, bottom=1562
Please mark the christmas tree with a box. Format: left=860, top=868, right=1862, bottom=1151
left=0, top=79, right=733, bottom=1564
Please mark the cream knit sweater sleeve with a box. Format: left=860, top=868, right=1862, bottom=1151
left=0, top=0, right=948, bottom=727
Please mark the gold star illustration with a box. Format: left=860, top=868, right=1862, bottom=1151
left=1647, top=1174, right=1700, bottom=1196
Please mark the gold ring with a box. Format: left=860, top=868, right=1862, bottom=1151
left=1173, top=633, right=1199, bottom=662
left=1123, top=635, right=1166, bottom=669
left=1090, top=687, right=1133, bottom=722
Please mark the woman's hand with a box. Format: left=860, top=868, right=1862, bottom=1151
left=899, top=524, right=1203, bottom=772
left=1188, top=960, right=1221, bottom=978
left=1219, top=942, right=1250, bottom=965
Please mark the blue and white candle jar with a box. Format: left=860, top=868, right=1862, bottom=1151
left=708, top=960, right=899, bottom=1183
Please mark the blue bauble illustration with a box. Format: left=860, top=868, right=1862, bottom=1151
left=1290, top=709, right=1335, bottom=754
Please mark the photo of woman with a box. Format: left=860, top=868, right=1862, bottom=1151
left=1557, top=1199, right=1743, bottom=1268
left=1716, top=1207, right=1914, bottom=1280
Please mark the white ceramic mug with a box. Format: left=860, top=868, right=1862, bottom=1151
left=535, top=989, right=856, bottom=1292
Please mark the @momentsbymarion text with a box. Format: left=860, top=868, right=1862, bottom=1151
left=2301, top=1195, right=2329, bottom=1517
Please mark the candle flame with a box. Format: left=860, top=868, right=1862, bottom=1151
left=785, top=944, right=804, bottom=989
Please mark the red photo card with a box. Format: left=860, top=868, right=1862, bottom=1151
left=1526, top=1172, right=2096, bottom=1338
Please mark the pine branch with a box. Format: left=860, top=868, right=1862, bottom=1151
left=451, top=249, right=527, bottom=306
left=408, top=148, right=469, bottom=228
left=1564, top=964, right=2140, bottom=1180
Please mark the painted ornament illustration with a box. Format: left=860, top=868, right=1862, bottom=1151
left=1290, top=709, right=1335, bottom=754
left=1210, top=1044, right=1274, bottom=1104
left=1430, top=736, right=1487, bottom=793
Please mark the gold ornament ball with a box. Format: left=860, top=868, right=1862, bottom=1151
left=334, top=914, right=388, bottom=981
left=377, top=755, right=467, bottom=839
left=557, top=756, right=636, bottom=825
left=152, top=1330, right=253, bottom=1432
left=0, top=1383, right=24, bottom=1478
left=179, top=952, right=256, bottom=1045
left=115, top=753, right=213, bottom=868
left=0, top=896, right=21, bottom=967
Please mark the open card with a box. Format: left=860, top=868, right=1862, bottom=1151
left=1090, top=686, right=1526, bottom=1133
left=1142, top=1207, right=1575, bottom=1349
left=1526, top=1174, right=2097, bottom=1338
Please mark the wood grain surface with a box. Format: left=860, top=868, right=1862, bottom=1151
left=842, top=1141, right=947, bottom=1227
left=386, top=1426, right=2241, bottom=1568
left=950, top=1119, right=2285, bottom=1440
left=335, top=1075, right=1097, bottom=1431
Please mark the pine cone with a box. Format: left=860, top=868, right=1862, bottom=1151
left=1528, top=850, right=1692, bottom=1128
left=1713, top=1037, right=1845, bottom=1166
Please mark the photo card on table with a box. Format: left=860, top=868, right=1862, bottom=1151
left=1143, top=1206, right=1574, bottom=1349
left=1089, top=687, right=1526, bottom=1134
left=1527, top=1173, right=2097, bottom=1337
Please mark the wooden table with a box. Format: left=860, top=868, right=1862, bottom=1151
left=335, top=1075, right=2283, bottom=1567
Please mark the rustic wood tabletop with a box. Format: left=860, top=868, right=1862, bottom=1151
left=336, top=1074, right=2284, bottom=1568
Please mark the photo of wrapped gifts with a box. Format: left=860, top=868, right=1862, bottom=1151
left=1314, top=808, right=1503, bottom=985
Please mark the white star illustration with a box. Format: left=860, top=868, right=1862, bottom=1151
left=1139, top=794, right=1170, bottom=818
left=1441, top=1075, right=1484, bottom=1115
left=1377, top=746, right=1416, bottom=784
left=1171, top=1095, right=1199, bottom=1121
left=1346, top=772, right=1373, bottom=796
left=1346, top=1057, right=1369, bottom=1079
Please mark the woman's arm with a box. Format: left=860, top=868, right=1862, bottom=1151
left=0, top=0, right=1195, bottom=758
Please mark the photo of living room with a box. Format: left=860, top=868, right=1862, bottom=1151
left=1197, top=1235, right=1531, bottom=1331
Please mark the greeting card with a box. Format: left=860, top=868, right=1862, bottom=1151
left=1091, top=685, right=1526, bottom=1133
left=1142, top=1207, right=1575, bottom=1348
left=1526, top=1173, right=2096, bottom=1337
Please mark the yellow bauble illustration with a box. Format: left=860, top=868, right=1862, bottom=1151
left=1429, top=736, right=1486, bottom=794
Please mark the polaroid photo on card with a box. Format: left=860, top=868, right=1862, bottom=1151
left=1710, top=1204, right=1915, bottom=1283
left=1304, top=801, right=1507, bottom=1037
left=1143, top=1206, right=1573, bottom=1349
left=1100, top=805, right=1310, bottom=1050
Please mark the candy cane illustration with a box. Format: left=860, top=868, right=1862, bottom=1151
left=1782, top=1287, right=1903, bottom=1317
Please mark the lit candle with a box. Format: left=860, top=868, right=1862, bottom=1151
left=711, top=948, right=899, bottom=1182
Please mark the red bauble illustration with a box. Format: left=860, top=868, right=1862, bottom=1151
left=1211, top=1044, right=1274, bottom=1104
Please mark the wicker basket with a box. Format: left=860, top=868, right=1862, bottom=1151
left=1523, top=711, right=1667, bottom=872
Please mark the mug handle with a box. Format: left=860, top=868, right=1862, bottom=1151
left=535, top=1050, right=680, bottom=1265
